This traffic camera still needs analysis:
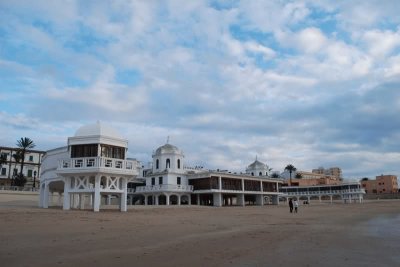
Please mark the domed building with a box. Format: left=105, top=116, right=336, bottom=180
left=246, top=157, right=270, bottom=177
left=39, top=122, right=141, bottom=212
left=135, top=141, right=192, bottom=205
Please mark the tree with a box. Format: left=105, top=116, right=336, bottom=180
left=295, top=173, right=303, bottom=179
left=361, top=177, right=369, bottom=181
left=284, top=164, right=297, bottom=186
left=11, top=151, right=22, bottom=186
left=271, top=173, right=280, bottom=178
left=16, top=137, right=36, bottom=178
left=13, top=173, right=27, bottom=187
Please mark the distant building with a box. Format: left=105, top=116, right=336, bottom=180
left=361, top=175, right=398, bottom=194
left=281, top=168, right=342, bottom=187
left=0, top=146, right=45, bottom=188
left=312, top=167, right=342, bottom=178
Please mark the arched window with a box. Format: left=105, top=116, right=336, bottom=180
left=266, top=172, right=268, bottom=176
left=251, top=172, right=254, bottom=176
left=177, top=159, right=181, bottom=169
left=156, top=159, right=159, bottom=169
left=259, top=172, right=262, bottom=176
left=166, top=158, right=170, bottom=168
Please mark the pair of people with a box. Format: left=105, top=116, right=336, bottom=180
left=288, top=199, right=299, bottom=213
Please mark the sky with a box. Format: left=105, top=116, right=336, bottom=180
left=1, top=0, right=400, bottom=180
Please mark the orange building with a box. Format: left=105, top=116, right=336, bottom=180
left=361, top=175, right=398, bottom=194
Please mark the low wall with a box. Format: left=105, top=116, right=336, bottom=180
left=0, top=190, right=39, bottom=207
left=364, top=193, right=400, bottom=200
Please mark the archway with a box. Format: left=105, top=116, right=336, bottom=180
left=158, top=195, right=167, bottom=205
left=181, top=195, right=189, bottom=205
left=170, top=195, right=178, bottom=205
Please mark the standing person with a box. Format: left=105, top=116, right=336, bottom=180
left=294, top=199, right=299, bottom=213
left=289, top=199, right=293, bottom=213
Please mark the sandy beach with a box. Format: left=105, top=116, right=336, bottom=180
left=0, top=194, right=399, bottom=267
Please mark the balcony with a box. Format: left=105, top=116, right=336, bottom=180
left=132, top=184, right=193, bottom=193
left=57, top=157, right=140, bottom=175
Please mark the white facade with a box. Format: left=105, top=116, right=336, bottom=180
left=39, top=122, right=141, bottom=212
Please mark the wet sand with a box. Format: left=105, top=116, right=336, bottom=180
left=0, top=194, right=399, bottom=267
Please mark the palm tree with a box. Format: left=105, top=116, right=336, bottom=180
left=271, top=173, right=280, bottom=178
left=11, top=151, right=22, bottom=186
left=284, top=164, right=297, bottom=186
left=16, top=137, right=36, bottom=178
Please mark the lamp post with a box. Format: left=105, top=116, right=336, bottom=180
left=33, top=170, right=37, bottom=189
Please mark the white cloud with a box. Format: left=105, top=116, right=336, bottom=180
left=362, top=29, right=400, bottom=58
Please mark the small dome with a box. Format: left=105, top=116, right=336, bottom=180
left=155, top=143, right=181, bottom=155
left=74, top=122, right=123, bottom=139
left=248, top=160, right=266, bottom=169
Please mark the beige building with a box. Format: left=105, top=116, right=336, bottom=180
left=361, top=175, right=398, bottom=194
left=0, top=146, right=45, bottom=188
left=312, top=167, right=342, bottom=178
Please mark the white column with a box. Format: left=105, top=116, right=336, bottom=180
left=144, top=195, right=148, bottom=205
left=79, top=194, right=85, bottom=209
left=107, top=195, right=112, bottom=205
left=43, top=182, right=50, bottom=208
left=93, top=175, right=101, bottom=212
left=63, top=177, right=71, bottom=210
left=256, top=194, right=264, bottom=206
left=178, top=195, right=181, bottom=206
left=120, top=178, right=127, bottom=212
left=188, top=195, right=191, bottom=205
left=166, top=194, right=170, bottom=206
left=241, top=179, right=245, bottom=192
left=330, top=195, right=333, bottom=204
left=319, top=195, right=322, bottom=203
left=155, top=195, right=159, bottom=205
left=218, top=176, right=222, bottom=190
left=237, top=193, right=245, bottom=206
left=39, top=184, right=45, bottom=207
left=213, top=192, right=222, bottom=207
left=272, top=195, right=279, bottom=205
left=197, top=194, right=200, bottom=205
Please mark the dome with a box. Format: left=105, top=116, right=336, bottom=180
left=248, top=160, right=266, bottom=169
left=155, top=143, right=181, bottom=155
left=74, top=122, right=123, bottom=139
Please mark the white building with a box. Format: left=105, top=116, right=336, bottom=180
left=39, top=122, right=141, bottom=212
left=40, top=123, right=284, bottom=211
left=0, top=146, right=45, bottom=188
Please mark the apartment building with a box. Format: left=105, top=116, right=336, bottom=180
left=361, top=175, right=398, bottom=194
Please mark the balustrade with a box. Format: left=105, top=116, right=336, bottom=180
left=134, top=184, right=193, bottom=193
left=58, top=157, right=139, bottom=172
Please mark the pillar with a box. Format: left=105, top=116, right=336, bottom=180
left=166, top=194, right=170, bottom=206
left=63, top=177, right=71, bottom=210
left=272, top=195, right=279, bottom=205
left=43, top=182, right=49, bottom=208
left=188, top=195, right=191, bottom=205
left=330, top=195, right=333, bottom=204
left=213, top=192, right=222, bottom=207
left=144, top=195, right=148, bottom=205
left=256, top=194, right=264, bottom=206
left=107, top=195, right=112, bottom=205
left=197, top=194, right=200, bottom=205
left=93, top=175, right=101, bottom=212
left=79, top=194, right=85, bottom=209
left=39, top=184, right=45, bottom=207
left=73, top=194, right=80, bottom=209
left=155, top=195, right=159, bottom=205
left=178, top=195, right=181, bottom=206
left=120, top=178, right=127, bottom=212
left=319, top=195, right=322, bottom=203
left=218, top=176, right=222, bottom=190
left=237, top=193, right=245, bottom=206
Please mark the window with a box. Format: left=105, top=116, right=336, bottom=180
left=100, top=145, right=125, bottom=159
left=166, top=159, right=170, bottom=168
left=27, top=170, right=33, bottom=177
left=71, top=144, right=98, bottom=158
left=29, top=155, right=33, bottom=161
left=177, top=177, right=181, bottom=185
left=177, top=159, right=181, bottom=169
left=159, top=177, right=163, bottom=185
left=156, top=159, right=159, bottom=169
left=151, top=177, right=155, bottom=186
left=1, top=168, right=6, bottom=176
left=251, top=172, right=254, bottom=176
left=259, top=172, right=262, bottom=176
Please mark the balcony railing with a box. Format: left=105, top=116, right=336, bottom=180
left=283, top=188, right=365, bottom=196
left=58, top=157, right=140, bottom=173
left=132, top=184, right=193, bottom=193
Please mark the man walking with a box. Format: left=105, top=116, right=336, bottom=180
left=289, top=199, right=293, bottom=213
left=294, top=199, right=299, bottom=213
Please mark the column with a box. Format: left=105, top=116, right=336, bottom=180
left=213, top=192, right=222, bottom=207
left=155, top=195, right=159, bottom=205
left=319, top=195, right=322, bottom=203
left=237, top=193, right=245, bottom=206
left=93, top=175, right=101, bottom=212
left=43, top=182, right=49, bottom=208
left=188, top=195, right=191, bottom=205
left=39, top=184, right=45, bottom=207
left=178, top=195, right=181, bottom=206
left=272, top=195, right=279, bottom=205
left=241, top=179, right=245, bottom=192
left=218, top=176, right=222, bottom=190
left=197, top=194, right=200, bottom=205
left=256, top=194, right=264, bottom=206
left=144, top=195, right=148, bottom=205
left=120, top=178, right=127, bottom=212
left=330, top=195, right=333, bottom=204
left=79, top=194, right=85, bottom=209
left=166, top=194, right=170, bottom=206
left=63, top=177, right=71, bottom=210
left=107, top=195, right=112, bottom=205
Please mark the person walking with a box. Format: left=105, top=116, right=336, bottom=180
left=289, top=199, right=293, bottom=213
left=294, top=199, right=299, bottom=213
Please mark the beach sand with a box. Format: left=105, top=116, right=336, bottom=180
left=0, top=194, right=399, bottom=267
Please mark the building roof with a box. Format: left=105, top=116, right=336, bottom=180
left=154, top=143, right=182, bottom=155
left=247, top=160, right=266, bottom=169
left=74, top=121, right=123, bottom=139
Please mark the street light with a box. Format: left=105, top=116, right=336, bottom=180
left=33, top=170, right=37, bottom=188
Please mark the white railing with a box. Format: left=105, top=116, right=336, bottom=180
left=0, top=186, right=39, bottom=192
left=134, top=184, right=193, bottom=193
left=284, top=188, right=365, bottom=196
left=58, top=157, right=140, bottom=172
